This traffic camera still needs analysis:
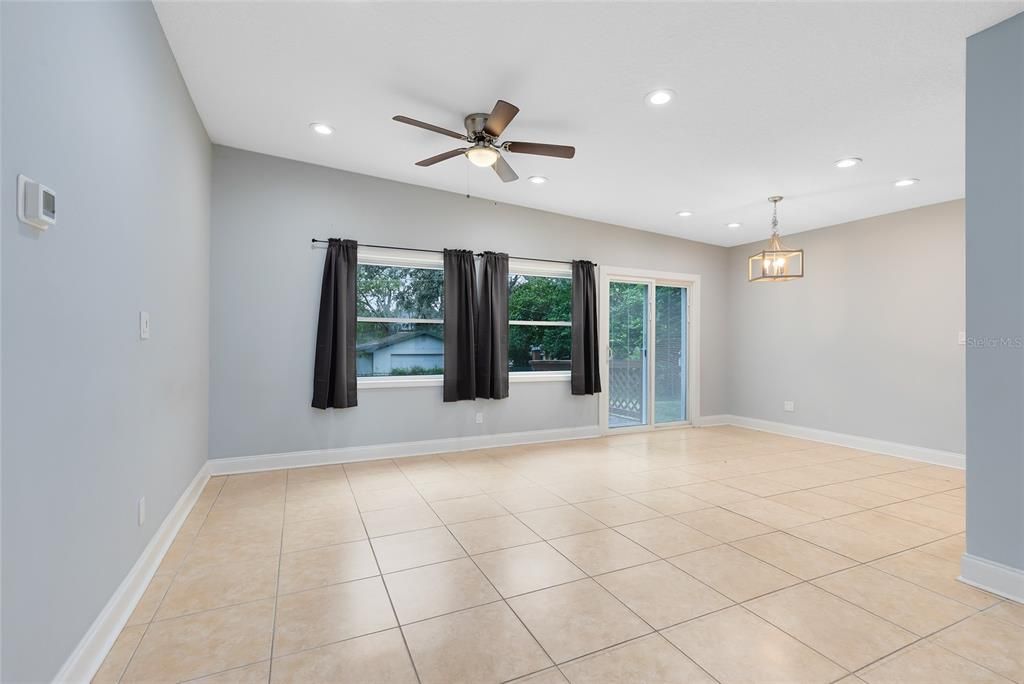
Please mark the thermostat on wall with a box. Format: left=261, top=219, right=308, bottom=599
left=17, top=174, right=56, bottom=230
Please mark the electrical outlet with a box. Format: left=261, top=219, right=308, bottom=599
left=475, top=412, right=484, bottom=424
left=783, top=400, right=795, bottom=413
left=138, top=497, right=146, bottom=527
left=139, top=311, right=151, bottom=340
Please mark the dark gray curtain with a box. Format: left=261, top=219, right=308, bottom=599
left=443, top=249, right=478, bottom=402
left=571, top=259, right=602, bottom=395
left=476, top=252, right=509, bottom=399
left=312, top=239, right=358, bottom=409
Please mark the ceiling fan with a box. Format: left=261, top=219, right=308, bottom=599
left=393, top=100, right=575, bottom=183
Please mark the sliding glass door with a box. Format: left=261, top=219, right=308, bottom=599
left=606, top=277, right=689, bottom=430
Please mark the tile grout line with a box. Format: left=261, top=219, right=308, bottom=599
left=354, top=461, right=425, bottom=684
left=424, top=489, right=564, bottom=677
left=482, top=501, right=724, bottom=683
left=546, top=541, right=726, bottom=683
left=846, top=609, right=1001, bottom=680
left=113, top=477, right=227, bottom=684
left=264, top=470, right=291, bottom=683
left=889, top=624, right=1015, bottom=681
left=689, top=527, right=997, bottom=678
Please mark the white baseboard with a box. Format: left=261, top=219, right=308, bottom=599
left=693, top=414, right=731, bottom=427
left=696, top=414, right=965, bottom=469
left=208, top=425, right=603, bottom=475
left=960, top=553, right=1024, bottom=604
left=53, top=464, right=211, bottom=684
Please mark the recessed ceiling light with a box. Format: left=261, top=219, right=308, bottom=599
left=894, top=178, right=919, bottom=187
left=528, top=176, right=548, bottom=184
left=727, top=222, right=742, bottom=229
left=309, top=122, right=334, bottom=136
left=645, top=89, right=675, bottom=106
left=676, top=211, right=693, bottom=217
left=834, top=157, right=862, bottom=168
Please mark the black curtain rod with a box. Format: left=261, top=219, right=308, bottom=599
left=311, top=238, right=572, bottom=266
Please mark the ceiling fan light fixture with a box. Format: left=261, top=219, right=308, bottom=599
left=393, top=100, right=575, bottom=183
left=466, top=145, right=500, bottom=168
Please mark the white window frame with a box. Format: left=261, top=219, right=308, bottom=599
left=356, top=247, right=445, bottom=387
left=508, top=258, right=572, bottom=381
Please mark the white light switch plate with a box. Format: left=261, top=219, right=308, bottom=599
left=783, top=400, right=795, bottom=412
left=140, top=311, right=150, bottom=340
left=138, top=497, right=146, bottom=527
left=475, top=412, right=484, bottom=424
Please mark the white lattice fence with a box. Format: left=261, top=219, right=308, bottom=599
left=609, top=359, right=643, bottom=422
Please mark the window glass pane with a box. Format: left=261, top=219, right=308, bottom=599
left=508, top=273, right=572, bottom=372
left=356, top=322, right=443, bottom=377
left=357, top=264, right=443, bottom=319
left=509, top=324, right=571, bottom=372
left=508, top=274, right=571, bottom=322
left=609, top=281, right=649, bottom=428
left=654, top=285, right=687, bottom=423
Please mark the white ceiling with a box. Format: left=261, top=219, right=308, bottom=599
left=154, top=1, right=1023, bottom=247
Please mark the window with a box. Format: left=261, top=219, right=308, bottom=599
left=354, top=251, right=573, bottom=382
left=356, top=254, right=444, bottom=378
left=508, top=269, right=572, bottom=373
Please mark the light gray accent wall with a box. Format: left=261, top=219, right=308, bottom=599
left=1, top=3, right=211, bottom=681
left=965, top=12, right=1024, bottom=570
left=0, top=4, right=5, bottom=675
left=209, top=146, right=731, bottom=459
left=727, top=200, right=966, bottom=454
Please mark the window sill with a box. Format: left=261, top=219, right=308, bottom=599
left=358, top=376, right=442, bottom=390
left=509, top=371, right=571, bottom=383
left=357, top=371, right=570, bottom=390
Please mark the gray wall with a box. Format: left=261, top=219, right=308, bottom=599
left=209, top=146, right=731, bottom=459
left=1, top=3, right=211, bottom=681
left=1, top=3, right=5, bottom=675
left=965, top=13, right=1024, bottom=571
left=727, top=201, right=966, bottom=454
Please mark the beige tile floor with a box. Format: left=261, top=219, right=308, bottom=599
left=95, top=427, right=1024, bottom=684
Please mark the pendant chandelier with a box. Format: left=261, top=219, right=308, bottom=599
left=748, top=195, right=804, bottom=282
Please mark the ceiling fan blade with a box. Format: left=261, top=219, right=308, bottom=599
left=393, top=115, right=466, bottom=140
left=415, top=148, right=467, bottom=167
left=504, top=142, right=576, bottom=159
left=493, top=153, right=519, bottom=183
left=483, top=100, right=520, bottom=137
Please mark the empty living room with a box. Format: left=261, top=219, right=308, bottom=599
left=2, top=1, right=1023, bottom=682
